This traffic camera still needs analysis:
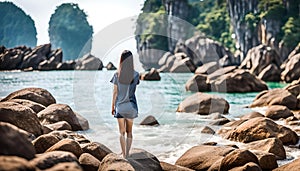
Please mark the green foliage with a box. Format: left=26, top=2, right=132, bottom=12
left=49, top=3, right=93, bottom=60
left=0, top=2, right=37, bottom=48
left=282, top=17, right=300, bottom=48
left=142, top=0, right=162, bottom=13
left=244, top=13, right=260, bottom=32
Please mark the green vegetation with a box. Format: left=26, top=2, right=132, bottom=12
left=0, top=2, right=37, bottom=48
left=282, top=17, right=300, bottom=48
left=49, top=3, right=93, bottom=60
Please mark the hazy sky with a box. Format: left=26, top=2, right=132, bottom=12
left=2, top=0, right=145, bottom=45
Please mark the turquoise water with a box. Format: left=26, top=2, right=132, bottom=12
left=0, top=71, right=292, bottom=163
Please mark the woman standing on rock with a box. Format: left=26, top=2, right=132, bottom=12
left=110, top=50, right=139, bottom=158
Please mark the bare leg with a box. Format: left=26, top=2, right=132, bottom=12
left=125, top=119, right=133, bottom=158
left=117, top=118, right=126, bottom=158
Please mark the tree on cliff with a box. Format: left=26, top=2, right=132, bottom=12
left=49, top=3, right=93, bottom=60
left=0, top=2, right=37, bottom=48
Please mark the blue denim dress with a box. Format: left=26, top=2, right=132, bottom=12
left=110, top=71, right=139, bottom=119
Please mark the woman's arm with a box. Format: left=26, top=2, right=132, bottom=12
left=111, top=84, right=117, bottom=115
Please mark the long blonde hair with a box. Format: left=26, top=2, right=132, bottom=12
left=118, top=50, right=134, bottom=84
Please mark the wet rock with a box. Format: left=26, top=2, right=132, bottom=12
left=38, top=104, right=89, bottom=131
left=252, top=151, right=278, bottom=170
left=46, top=139, right=83, bottom=158
left=0, top=102, right=43, bottom=136
left=0, top=122, right=36, bottom=160
left=177, top=92, right=229, bottom=115
left=1, top=87, right=56, bottom=107
left=127, top=148, right=163, bottom=171
left=75, top=54, right=103, bottom=70
left=185, top=74, right=210, bottom=92
left=201, top=126, right=215, bottom=134
left=273, top=158, right=300, bottom=171
left=239, top=112, right=264, bottom=120
left=81, top=142, right=112, bottom=162
left=140, top=115, right=159, bottom=126
left=0, top=156, right=35, bottom=171
left=210, top=118, right=231, bottom=126
left=175, top=145, right=235, bottom=170
left=79, top=153, right=100, bottom=171
left=265, top=105, right=293, bottom=120
left=140, top=68, right=161, bottom=80
left=98, top=153, right=134, bottom=171
left=32, top=134, right=60, bottom=154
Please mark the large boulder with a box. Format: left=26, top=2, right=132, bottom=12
left=175, top=145, right=235, bottom=170
left=79, top=153, right=100, bottom=171
left=0, top=122, right=36, bottom=160
left=140, top=115, right=159, bottom=126
left=207, top=66, right=237, bottom=80
left=81, top=142, right=112, bottom=162
left=221, top=117, right=298, bottom=145
left=169, top=57, right=196, bottom=73
left=32, top=134, right=60, bottom=154
left=265, top=105, right=293, bottom=120
left=273, top=158, right=300, bottom=171
left=7, top=98, right=46, bottom=113
left=46, top=139, right=83, bottom=158
left=195, top=61, right=220, bottom=75
left=158, top=52, right=196, bottom=73
left=20, top=44, right=51, bottom=70
left=140, top=68, right=161, bottom=81
left=252, top=151, right=278, bottom=170
left=43, top=162, right=82, bottom=171
left=249, top=89, right=298, bottom=110
left=257, top=64, right=281, bottom=82
left=1, top=87, right=56, bottom=106
left=228, top=162, right=262, bottom=171
left=185, top=74, right=210, bottom=92
left=0, top=102, right=43, bottom=136
left=45, top=121, right=72, bottom=131
left=75, top=54, right=103, bottom=70
left=105, top=62, right=117, bottom=70
left=30, top=151, right=78, bottom=170
left=176, top=92, right=229, bottom=115
left=160, top=161, right=194, bottom=171
left=127, top=148, right=163, bottom=171
left=281, top=53, right=300, bottom=83
left=98, top=153, right=134, bottom=171
left=0, top=48, right=24, bottom=70
left=211, top=69, right=268, bottom=93
left=0, top=156, right=35, bottom=171
left=38, top=49, right=63, bottom=71
left=38, top=104, right=89, bottom=131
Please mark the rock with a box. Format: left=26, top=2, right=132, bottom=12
left=0, top=102, right=43, bottom=136
left=229, top=162, right=262, bottom=171
left=98, top=153, right=134, bottom=171
left=158, top=52, right=173, bottom=67
left=127, top=148, right=163, bottom=171
left=81, top=142, right=112, bottom=162
left=106, top=62, right=117, bottom=70
left=240, top=45, right=281, bottom=78
left=45, top=121, right=72, bottom=131
left=265, top=105, right=293, bottom=120
left=273, top=158, right=300, bottom=171
left=32, top=134, right=60, bottom=154
left=210, top=118, right=231, bottom=126
left=176, top=92, right=229, bottom=115
left=219, top=149, right=259, bottom=171
left=0, top=156, right=35, bottom=171
left=250, top=89, right=298, bottom=110
left=38, top=104, right=89, bottom=131
left=140, top=115, right=159, bottom=126
left=140, top=68, right=161, bottom=80
left=208, top=66, right=237, bottom=80
left=195, top=61, right=220, bottom=75
left=218, top=119, right=248, bottom=136
left=251, top=151, right=278, bottom=170
left=46, top=139, right=83, bottom=158
left=48, top=130, right=90, bottom=144
left=246, top=138, right=286, bottom=159
left=284, top=79, right=300, bottom=97
left=185, top=74, right=210, bottom=92
left=1, top=87, right=56, bottom=106
left=240, top=112, right=264, bottom=120
left=160, top=161, right=194, bottom=171
left=211, top=69, right=268, bottom=93
left=79, top=153, right=100, bottom=171
left=281, top=53, right=300, bottom=83
left=75, top=54, right=103, bottom=70
left=258, top=64, right=281, bottom=82
left=7, top=98, right=46, bottom=113
left=0, top=48, right=23, bottom=70
left=30, top=151, right=78, bottom=170
left=175, top=145, right=235, bottom=170
left=170, top=57, right=196, bottom=73
left=56, top=60, right=76, bottom=70
left=38, top=49, right=62, bottom=71
left=43, top=162, right=83, bottom=171
left=222, top=117, right=298, bottom=145
left=20, top=44, right=51, bottom=70
left=0, top=122, right=36, bottom=160
left=201, top=126, right=215, bottom=134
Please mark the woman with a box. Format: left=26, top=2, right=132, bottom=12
left=110, top=50, right=139, bottom=158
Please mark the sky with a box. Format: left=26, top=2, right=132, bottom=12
left=2, top=0, right=145, bottom=68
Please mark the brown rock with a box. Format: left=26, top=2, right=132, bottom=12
left=46, top=139, right=83, bottom=158
left=229, top=162, right=262, bottom=171
left=219, top=149, right=259, bottom=171
left=0, top=48, right=24, bottom=70
left=265, top=105, right=293, bottom=120
left=210, top=118, right=230, bottom=126
left=0, top=102, right=43, bottom=136
left=170, top=57, right=196, bottom=73
left=1, top=87, right=56, bottom=106
left=79, top=153, right=100, bottom=171
left=258, top=64, right=281, bottom=82
left=273, top=158, right=300, bottom=171
left=211, top=69, right=268, bottom=93
left=75, top=54, right=103, bottom=70
left=140, top=115, right=159, bottom=126
left=284, top=79, right=300, bottom=97
left=8, top=99, right=46, bottom=113
left=106, top=62, right=117, bottom=70
left=218, top=119, right=248, bottom=136
left=250, top=89, right=298, bottom=110
left=176, top=92, right=229, bottom=115
left=239, top=112, right=264, bottom=120
left=207, top=66, right=237, bottom=80
left=223, top=117, right=298, bottom=145
left=281, top=53, right=300, bottom=83
left=38, top=104, right=89, bottom=131
left=127, top=148, right=163, bottom=171
left=140, top=68, right=161, bottom=80
left=32, top=134, right=60, bottom=154
left=30, top=151, right=78, bottom=170
left=98, top=153, right=134, bottom=171
left=81, top=142, right=112, bottom=161
left=43, top=162, right=82, bottom=171
left=201, top=126, right=215, bottom=134
left=48, top=130, right=90, bottom=144
left=251, top=151, right=278, bottom=170
left=246, top=138, right=286, bottom=159
left=175, top=145, right=235, bottom=170
left=160, top=161, right=194, bottom=171
left=45, top=121, right=72, bottom=131
left=0, top=122, right=36, bottom=160
left=0, top=156, right=35, bottom=171
left=185, top=74, right=210, bottom=92
left=195, top=61, right=219, bottom=75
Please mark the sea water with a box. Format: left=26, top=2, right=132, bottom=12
left=0, top=70, right=297, bottom=164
